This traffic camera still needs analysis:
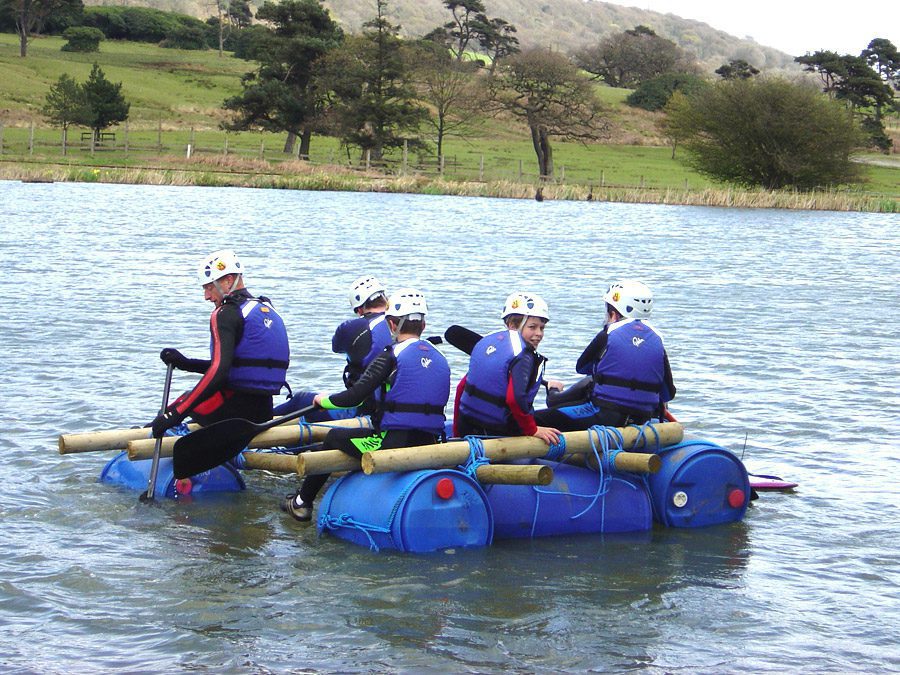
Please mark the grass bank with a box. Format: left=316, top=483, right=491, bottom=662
left=1, top=33, right=897, bottom=212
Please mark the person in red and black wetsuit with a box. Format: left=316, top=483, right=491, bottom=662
left=150, top=249, right=290, bottom=439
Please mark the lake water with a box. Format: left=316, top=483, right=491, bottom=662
left=1, top=180, right=898, bottom=673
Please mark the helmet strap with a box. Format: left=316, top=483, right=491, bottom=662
left=390, top=316, right=407, bottom=341
left=213, top=273, right=241, bottom=299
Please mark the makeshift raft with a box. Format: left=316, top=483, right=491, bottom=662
left=64, top=418, right=753, bottom=552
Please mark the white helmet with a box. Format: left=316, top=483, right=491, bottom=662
left=386, top=288, right=427, bottom=320
left=604, top=280, right=653, bottom=319
left=501, top=292, right=550, bottom=322
left=198, top=249, right=243, bottom=286
left=349, top=275, right=387, bottom=310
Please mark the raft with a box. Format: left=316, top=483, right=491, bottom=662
left=97, top=423, right=751, bottom=553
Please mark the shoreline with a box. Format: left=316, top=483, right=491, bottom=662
left=2, top=158, right=897, bottom=213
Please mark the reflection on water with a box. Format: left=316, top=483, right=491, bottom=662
left=1, top=181, right=898, bottom=672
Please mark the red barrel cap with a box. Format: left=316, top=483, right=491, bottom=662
left=728, top=488, right=745, bottom=508
left=436, top=477, right=455, bottom=500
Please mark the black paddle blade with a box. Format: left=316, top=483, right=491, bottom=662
left=172, top=418, right=262, bottom=479
left=443, top=324, right=482, bottom=355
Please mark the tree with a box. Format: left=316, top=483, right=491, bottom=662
left=316, top=0, right=426, bottom=162
left=715, top=59, right=759, bottom=80
left=795, top=50, right=848, bottom=97
left=862, top=38, right=899, bottom=90
left=573, top=25, right=698, bottom=88
left=223, top=0, right=343, bottom=158
left=227, top=0, right=252, bottom=28
left=475, top=16, right=519, bottom=74
left=41, top=73, right=85, bottom=154
left=78, top=63, right=130, bottom=142
left=2, top=0, right=83, bottom=56
left=490, top=48, right=609, bottom=179
left=663, top=77, right=864, bottom=189
left=442, top=0, right=486, bottom=61
left=409, top=40, right=485, bottom=157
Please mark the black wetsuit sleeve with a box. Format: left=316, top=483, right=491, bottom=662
left=328, top=351, right=394, bottom=409
left=172, top=301, right=242, bottom=417
left=662, top=350, right=676, bottom=401
left=576, top=329, right=608, bottom=374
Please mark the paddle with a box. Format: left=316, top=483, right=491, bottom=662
left=172, top=403, right=316, bottom=479
left=443, top=324, right=482, bottom=355
left=140, top=362, right=175, bottom=503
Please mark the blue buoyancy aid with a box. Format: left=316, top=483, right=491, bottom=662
left=361, top=314, right=392, bottom=369
left=379, top=338, right=450, bottom=434
left=227, top=298, right=290, bottom=394
left=591, top=319, right=665, bottom=413
left=459, top=330, right=544, bottom=427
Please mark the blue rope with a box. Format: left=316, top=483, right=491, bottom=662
left=627, top=421, right=662, bottom=452
left=318, top=513, right=391, bottom=552
left=459, top=436, right=491, bottom=479
left=544, top=434, right=567, bottom=461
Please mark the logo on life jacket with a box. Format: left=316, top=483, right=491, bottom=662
left=632, top=336, right=645, bottom=347
left=485, top=345, right=497, bottom=355
left=421, top=357, right=432, bottom=368
left=264, top=318, right=273, bottom=328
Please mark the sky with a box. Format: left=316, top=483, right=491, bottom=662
left=621, top=1, right=898, bottom=57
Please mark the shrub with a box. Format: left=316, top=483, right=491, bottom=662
left=61, top=26, right=104, bottom=52
left=160, top=24, right=209, bottom=50
left=626, top=72, right=708, bottom=111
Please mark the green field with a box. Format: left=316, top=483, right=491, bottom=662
left=1, top=32, right=898, bottom=203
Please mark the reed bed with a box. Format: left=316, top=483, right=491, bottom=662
left=3, top=159, right=896, bottom=213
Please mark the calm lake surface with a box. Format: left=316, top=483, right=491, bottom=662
left=1, top=180, right=898, bottom=673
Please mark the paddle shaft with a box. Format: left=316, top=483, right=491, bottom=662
left=141, top=363, right=175, bottom=502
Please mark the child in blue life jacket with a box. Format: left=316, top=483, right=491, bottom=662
left=453, top=292, right=563, bottom=446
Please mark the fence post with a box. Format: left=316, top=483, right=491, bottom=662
left=365, top=149, right=371, bottom=170
left=518, top=159, right=523, bottom=179
left=560, top=165, right=565, bottom=181
left=29, top=120, right=34, bottom=155
left=90, top=130, right=95, bottom=156
left=62, top=127, right=67, bottom=156
left=640, top=175, right=644, bottom=188
left=223, top=136, right=228, bottom=156
left=259, top=141, right=265, bottom=159
left=124, top=119, right=129, bottom=154
left=402, top=139, right=408, bottom=175
left=189, top=126, right=195, bottom=150
left=600, top=170, right=605, bottom=187
left=186, top=144, right=192, bottom=159
left=157, top=119, right=162, bottom=153
left=0, top=123, right=4, bottom=154
left=479, top=154, right=484, bottom=181
left=439, top=154, right=445, bottom=175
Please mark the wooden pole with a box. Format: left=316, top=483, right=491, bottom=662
left=240, top=452, right=298, bottom=473
left=125, top=416, right=373, bottom=460
left=402, top=139, right=407, bottom=175
left=479, top=154, right=484, bottom=181
left=0, top=123, right=4, bottom=154
left=124, top=120, right=129, bottom=154
left=475, top=464, right=552, bottom=485
left=60, top=415, right=371, bottom=455
left=29, top=120, right=34, bottom=155
left=299, top=424, right=681, bottom=477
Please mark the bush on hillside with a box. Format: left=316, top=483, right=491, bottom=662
left=627, top=73, right=708, bottom=111
left=61, top=26, right=104, bottom=52
left=160, top=24, right=209, bottom=50
left=231, top=25, right=274, bottom=60
left=80, top=6, right=211, bottom=45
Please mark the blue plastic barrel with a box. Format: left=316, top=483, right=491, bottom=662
left=486, top=461, right=653, bottom=539
left=100, top=451, right=245, bottom=499
left=317, top=469, right=493, bottom=553
left=647, top=440, right=750, bottom=528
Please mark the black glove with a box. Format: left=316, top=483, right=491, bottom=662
left=160, top=348, right=189, bottom=370
left=150, top=410, right=181, bottom=439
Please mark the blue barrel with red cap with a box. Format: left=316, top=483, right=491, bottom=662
left=100, top=452, right=245, bottom=498
left=317, top=469, right=493, bottom=553
left=647, top=440, right=750, bottom=528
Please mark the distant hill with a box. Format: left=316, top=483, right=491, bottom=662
left=84, top=0, right=798, bottom=71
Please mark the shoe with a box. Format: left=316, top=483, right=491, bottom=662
left=281, top=493, right=312, bottom=522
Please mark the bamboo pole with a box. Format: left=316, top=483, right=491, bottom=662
left=125, top=416, right=373, bottom=460
left=361, top=424, right=678, bottom=475
left=60, top=415, right=371, bottom=455
left=475, top=464, right=552, bottom=485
